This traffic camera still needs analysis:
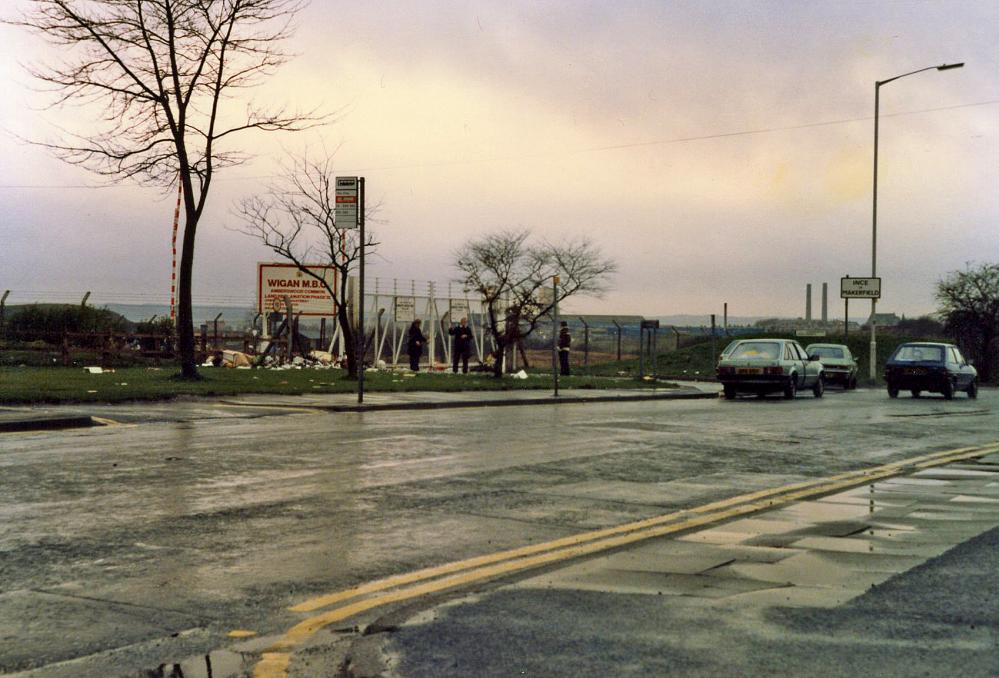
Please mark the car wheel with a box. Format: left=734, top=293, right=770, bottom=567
left=723, top=384, right=736, bottom=400
left=847, top=376, right=857, bottom=390
left=812, top=376, right=824, bottom=398
left=911, top=390, right=921, bottom=398
left=783, top=377, right=797, bottom=399
left=968, top=380, right=978, bottom=399
left=942, top=379, right=954, bottom=400
left=887, top=384, right=899, bottom=398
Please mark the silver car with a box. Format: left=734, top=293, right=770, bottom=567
left=716, top=338, right=825, bottom=400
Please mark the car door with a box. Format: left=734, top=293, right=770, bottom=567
left=843, top=347, right=857, bottom=375
left=790, top=342, right=811, bottom=386
left=951, top=347, right=973, bottom=388
left=800, top=342, right=822, bottom=385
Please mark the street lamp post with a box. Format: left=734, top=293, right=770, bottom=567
left=869, top=62, right=963, bottom=382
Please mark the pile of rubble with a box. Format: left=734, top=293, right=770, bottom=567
left=201, top=350, right=345, bottom=369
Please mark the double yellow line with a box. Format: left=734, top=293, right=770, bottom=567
left=253, top=440, right=999, bottom=677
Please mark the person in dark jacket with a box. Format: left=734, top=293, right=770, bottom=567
left=558, top=321, right=571, bottom=376
left=448, top=316, right=474, bottom=373
left=406, top=319, right=426, bottom=371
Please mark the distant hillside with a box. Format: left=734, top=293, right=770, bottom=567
left=655, top=315, right=769, bottom=328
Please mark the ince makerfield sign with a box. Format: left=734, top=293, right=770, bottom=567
left=258, top=263, right=337, bottom=317
left=840, top=277, right=881, bottom=299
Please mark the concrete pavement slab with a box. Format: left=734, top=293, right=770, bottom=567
left=366, top=457, right=999, bottom=677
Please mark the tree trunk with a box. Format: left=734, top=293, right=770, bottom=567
left=491, top=343, right=505, bottom=378
left=338, top=304, right=357, bottom=379
left=176, top=207, right=200, bottom=379
left=517, top=340, right=530, bottom=368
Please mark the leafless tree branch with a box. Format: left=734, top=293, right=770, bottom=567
left=7, top=0, right=329, bottom=377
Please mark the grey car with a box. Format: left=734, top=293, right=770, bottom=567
left=717, top=338, right=825, bottom=400
left=805, top=343, right=858, bottom=389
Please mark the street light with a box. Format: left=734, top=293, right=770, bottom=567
left=869, top=62, right=964, bottom=382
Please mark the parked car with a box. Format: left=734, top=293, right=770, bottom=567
left=883, top=342, right=978, bottom=400
left=716, top=338, right=824, bottom=400
left=805, top=343, right=858, bottom=389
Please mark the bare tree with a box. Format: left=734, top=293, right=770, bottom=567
left=236, top=152, right=376, bottom=378
left=10, top=0, right=324, bottom=378
left=455, top=230, right=616, bottom=377
left=936, top=262, right=999, bottom=382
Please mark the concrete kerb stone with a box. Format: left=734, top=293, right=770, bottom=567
left=0, top=415, right=97, bottom=433
left=220, top=389, right=718, bottom=413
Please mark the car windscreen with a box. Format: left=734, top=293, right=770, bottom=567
left=808, top=346, right=844, bottom=359
left=728, top=342, right=781, bottom=360
left=892, top=345, right=944, bottom=362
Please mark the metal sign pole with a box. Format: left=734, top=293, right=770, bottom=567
left=552, top=275, right=559, bottom=397
left=845, top=298, right=849, bottom=343
left=358, top=177, right=366, bottom=404
left=640, top=326, right=645, bottom=378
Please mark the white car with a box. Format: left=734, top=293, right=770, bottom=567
left=716, top=338, right=825, bottom=400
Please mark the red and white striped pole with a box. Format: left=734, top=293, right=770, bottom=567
left=170, top=179, right=182, bottom=321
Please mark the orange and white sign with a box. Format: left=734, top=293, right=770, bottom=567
left=258, top=263, right=338, bottom=317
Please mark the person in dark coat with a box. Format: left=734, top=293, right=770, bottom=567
left=448, top=317, right=474, bottom=373
left=406, top=319, right=426, bottom=371
left=558, top=321, right=571, bottom=376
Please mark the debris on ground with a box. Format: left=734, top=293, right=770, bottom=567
left=221, top=350, right=252, bottom=368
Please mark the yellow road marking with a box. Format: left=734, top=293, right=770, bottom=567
left=290, top=441, right=999, bottom=615
left=227, top=629, right=258, bottom=638
left=253, top=440, right=999, bottom=678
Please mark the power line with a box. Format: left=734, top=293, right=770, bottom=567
left=1, top=98, right=997, bottom=189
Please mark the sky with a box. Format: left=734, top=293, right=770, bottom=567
left=2, top=0, right=998, bottom=320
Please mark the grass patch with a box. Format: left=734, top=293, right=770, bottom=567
left=0, top=366, right=670, bottom=404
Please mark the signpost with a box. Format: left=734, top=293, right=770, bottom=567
left=552, top=275, right=559, bottom=397
left=336, top=176, right=364, bottom=403
left=842, top=276, right=881, bottom=378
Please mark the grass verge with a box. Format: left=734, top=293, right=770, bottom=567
left=0, top=366, right=671, bottom=404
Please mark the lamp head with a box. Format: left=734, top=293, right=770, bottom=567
left=937, top=62, right=964, bottom=71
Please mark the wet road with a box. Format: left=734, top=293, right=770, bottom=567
left=1, top=387, right=997, bottom=675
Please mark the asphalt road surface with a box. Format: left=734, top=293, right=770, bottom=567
left=1, top=386, right=997, bottom=676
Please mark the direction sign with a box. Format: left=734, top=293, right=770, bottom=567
left=840, top=277, right=881, bottom=299
left=335, top=176, right=358, bottom=230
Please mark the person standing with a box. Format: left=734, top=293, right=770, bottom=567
left=558, top=320, right=571, bottom=376
left=448, top=316, right=474, bottom=373
left=406, top=319, right=426, bottom=371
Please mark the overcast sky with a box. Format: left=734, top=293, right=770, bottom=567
left=2, top=0, right=997, bottom=319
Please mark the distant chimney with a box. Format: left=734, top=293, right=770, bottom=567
left=805, top=284, right=812, bottom=321
left=821, top=283, right=828, bottom=323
